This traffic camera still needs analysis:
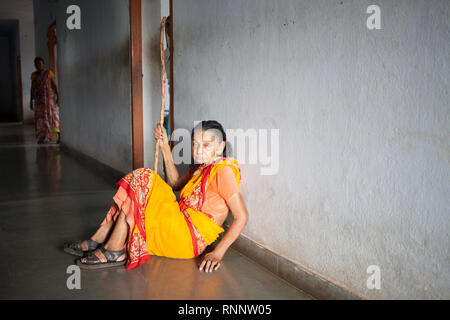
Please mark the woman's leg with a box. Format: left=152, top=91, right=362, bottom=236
left=78, top=220, right=114, bottom=251
left=76, top=168, right=155, bottom=267
left=76, top=202, right=121, bottom=250
left=104, top=210, right=129, bottom=251
left=79, top=211, right=128, bottom=263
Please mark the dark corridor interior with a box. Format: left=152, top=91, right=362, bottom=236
left=0, top=19, right=21, bottom=123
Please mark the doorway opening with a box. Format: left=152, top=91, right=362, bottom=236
left=47, top=22, right=58, bottom=85
left=130, top=0, right=144, bottom=169
left=130, top=0, right=175, bottom=170
left=0, top=19, right=21, bottom=122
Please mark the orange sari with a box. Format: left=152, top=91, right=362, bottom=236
left=100, top=157, right=241, bottom=270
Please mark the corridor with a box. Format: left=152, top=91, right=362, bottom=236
left=0, top=123, right=311, bottom=300
left=1, top=0, right=449, bottom=300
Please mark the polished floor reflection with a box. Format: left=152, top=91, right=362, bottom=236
left=0, top=123, right=311, bottom=300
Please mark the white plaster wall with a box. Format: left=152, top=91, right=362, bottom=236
left=160, top=0, right=169, bottom=19
left=173, top=0, right=450, bottom=299
left=0, top=0, right=35, bottom=123
left=33, top=0, right=133, bottom=173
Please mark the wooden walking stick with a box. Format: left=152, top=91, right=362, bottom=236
left=154, top=16, right=168, bottom=173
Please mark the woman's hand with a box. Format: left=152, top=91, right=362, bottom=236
left=154, top=123, right=169, bottom=148
left=198, top=251, right=224, bottom=273
left=198, top=193, right=248, bottom=273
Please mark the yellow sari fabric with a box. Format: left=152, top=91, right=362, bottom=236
left=143, top=157, right=241, bottom=260
left=143, top=172, right=195, bottom=258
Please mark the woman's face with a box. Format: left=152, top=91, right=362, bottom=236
left=192, top=129, right=225, bottom=165
left=35, top=60, right=45, bottom=71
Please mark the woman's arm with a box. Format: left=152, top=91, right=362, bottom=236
left=51, top=78, right=59, bottom=98
left=171, top=169, right=193, bottom=191
left=155, top=124, right=191, bottom=190
left=199, top=192, right=249, bottom=272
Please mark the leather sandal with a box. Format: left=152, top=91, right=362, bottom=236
left=76, top=245, right=126, bottom=270
left=63, top=239, right=101, bottom=257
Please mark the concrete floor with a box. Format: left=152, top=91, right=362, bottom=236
left=0, top=123, right=311, bottom=300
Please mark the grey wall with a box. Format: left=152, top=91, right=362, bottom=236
left=33, top=0, right=57, bottom=64
left=172, top=0, right=450, bottom=299
left=34, top=0, right=133, bottom=173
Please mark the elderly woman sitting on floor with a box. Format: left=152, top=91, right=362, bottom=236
left=64, top=120, right=249, bottom=273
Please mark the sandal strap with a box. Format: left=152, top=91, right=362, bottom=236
left=80, top=245, right=126, bottom=265
left=67, top=240, right=83, bottom=251
left=86, top=239, right=100, bottom=251
left=83, top=251, right=102, bottom=264
left=99, top=245, right=126, bottom=262
left=67, top=239, right=100, bottom=252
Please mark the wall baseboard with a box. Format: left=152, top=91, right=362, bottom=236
left=227, top=231, right=363, bottom=300
left=60, top=143, right=126, bottom=185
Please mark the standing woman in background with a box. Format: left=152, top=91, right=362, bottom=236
left=30, top=57, right=60, bottom=144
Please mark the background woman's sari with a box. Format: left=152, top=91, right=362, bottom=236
left=31, top=70, right=60, bottom=140
left=100, top=157, right=241, bottom=270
